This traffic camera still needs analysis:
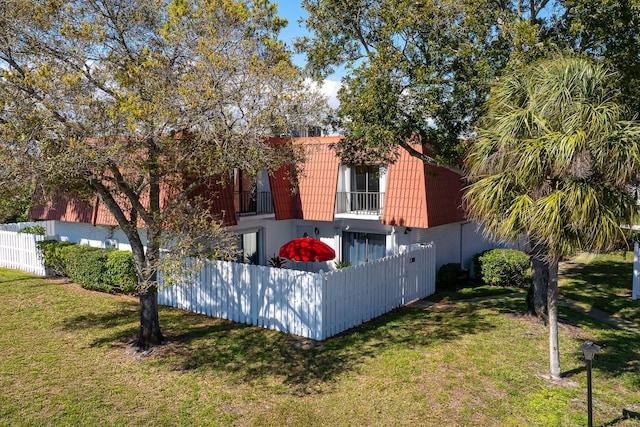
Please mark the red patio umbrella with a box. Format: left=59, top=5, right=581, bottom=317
left=278, top=237, right=336, bottom=262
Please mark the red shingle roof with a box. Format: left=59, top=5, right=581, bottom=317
left=29, top=191, right=95, bottom=224
left=293, top=137, right=342, bottom=221
left=382, top=144, right=464, bottom=228
left=188, top=179, right=238, bottom=226
left=269, top=166, right=301, bottom=220
left=29, top=177, right=238, bottom=227
left=29, top=136, right=465, bottom=229
left=382, top=147, right=428, bottom=228
left=423, top=164, right=465, bottom=227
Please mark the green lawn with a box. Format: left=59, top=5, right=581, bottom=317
left=0, top=261, right=639, bottom=426
left=560, top=252, right=639, bottom=322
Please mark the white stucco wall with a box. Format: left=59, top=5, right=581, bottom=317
left=408, top=221, right=508, bottom=271
left=35, top=216, right=508, bottom=275
left=46, top=221, right=145, bottom=251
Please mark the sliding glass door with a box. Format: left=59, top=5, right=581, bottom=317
left=342, top=231, right=386, bottom=265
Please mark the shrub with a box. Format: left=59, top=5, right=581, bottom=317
left=37, top=240, right=76, bottom=276
left=61, top=245, right=113, bottom=292
left=18, top=225, right=45, bottom=235
left=472, top=250, right=489, bottom=280
left=105, top=250, right=138, bottom=294
left=477, top=248, right=530, bottom=287
left=333, top=260, right=352, bottom=270
left=37, top=240, right=137, bottom=294
left=437, top=263, right=462, bottom=290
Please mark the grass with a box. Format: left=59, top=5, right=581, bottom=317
left=0, top=259, right=639, bottom=426
left=426, top=283, right=524, bottom=302
left=560, top=252, right=639, bottom=322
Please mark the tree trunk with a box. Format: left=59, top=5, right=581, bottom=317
left=527, top=244, right=549, bottom=323
left=138, top=281, right=163, bottom=349
left=135, top=224, right=163, bottom=350
left=548, top=258, right=561, bottom=380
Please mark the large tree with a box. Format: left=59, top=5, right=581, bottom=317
left=297, top=0, right=566, bottom=168
left=0, top=0, right=327, bottom=349
left=464, top=55, right=640, bottom=379
left=298, top=0, right=640, bottom=161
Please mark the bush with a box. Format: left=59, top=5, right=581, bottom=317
left=37, top=240, right=76, bottom=276
left=472, top=250, right=489, bottom=280
left=437, top=263, right=462, bottom=290
left=477, top=248, right=530, bottom=287
left=105, top=250, right=138, bottom=294
left=61, top=245, right=113, bottom=292
left=18, top=225, right=45, bottom=235
left=37, top=240, right=138, bottom=294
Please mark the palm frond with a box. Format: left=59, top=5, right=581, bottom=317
left=465, top=54, right=640, bottom=258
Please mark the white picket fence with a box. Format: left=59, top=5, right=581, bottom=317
left=0, top=230, right=46, bottom=276
left=158, top=245, right=436, bottom=340
left=321, top=246, right=435, bottom=338
left=0, top=222, right=436, bottom=339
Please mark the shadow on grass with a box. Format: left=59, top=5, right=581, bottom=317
left=0, top=268, right=48, bottom=284
left=560, top=255, right=636, bottom=317
left=60, top=301, right=140, bottom=347
left=56, top=283, right=639, bottom=395
left=557, top=254, right=640, bottom=388
left=0, top=276, right=43, bottom=285
left=134, top=301, right=500, bottom=394
left=560, top=308, right=640, bottom=389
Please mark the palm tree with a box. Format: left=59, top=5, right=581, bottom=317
left=464, top=55, right=640, bottom=379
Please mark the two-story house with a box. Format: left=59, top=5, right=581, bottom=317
left=28, top=136, right=501, bottom=271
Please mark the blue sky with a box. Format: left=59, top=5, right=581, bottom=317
left=275, top=2, right=310, bottom=69
left=276, top=2, right=342, bottom=109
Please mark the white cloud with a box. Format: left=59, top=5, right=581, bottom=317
left=305, top=78, right=341, bottom=110
left=320, top=79, right=341, bottom=110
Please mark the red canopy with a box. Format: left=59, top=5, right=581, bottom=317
left=278, top=237, right=336, bottom=262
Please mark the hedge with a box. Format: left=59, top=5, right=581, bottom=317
left=61, top=244, right=112, bottom=292
left=37, top=240, right=138, bottom=294
left=476, top=248, right=530, bottom=287
left=37, top=240, right=76, bottom=276
left=105, top=250, right=138, bottom=293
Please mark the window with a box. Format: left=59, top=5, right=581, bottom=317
left=237, top=230, right=261, bottom=264
left=232, top=169, right=274, bottom=216
left=353, top=165, right=380, bottom=193
left=342, top=231, right=386, bottom=265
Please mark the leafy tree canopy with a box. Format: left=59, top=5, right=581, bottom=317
left=0, top=0, right=328, bottom=348
left=298, top=0, right=640, bottom=168
left=561, top=0, right=640, bottom=114
left=298, top=0, right=566, bottom=168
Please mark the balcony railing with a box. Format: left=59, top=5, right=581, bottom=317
left=335, top=191, right=384, bottom=216
left=234, top=191, right=274, bottom=216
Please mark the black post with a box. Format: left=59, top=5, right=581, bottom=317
left=586, top=358, right=593, bottom=427
left=579, top=340, right=600, bottom=427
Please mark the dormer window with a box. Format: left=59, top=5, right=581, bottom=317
left=336, top=164, right=385, bottom=216
left=352, top=165, right=380, bottom=211
left=232, top=168, right=274, bottom=217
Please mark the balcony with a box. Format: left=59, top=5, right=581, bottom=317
left=234, top=191, right=274, bottom=217
left=335, top=191, right=384, bottom=216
